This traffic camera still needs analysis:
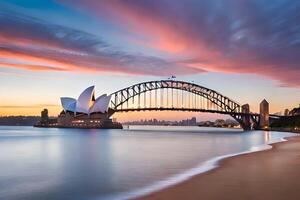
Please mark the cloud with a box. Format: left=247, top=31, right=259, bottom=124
left=0, top=10, right=204, bottom=76
left=0, top=10, right=105, bottom=52
left=60, top=0, right=300, bottom=87
left=0, top=60, right=68, bottom=72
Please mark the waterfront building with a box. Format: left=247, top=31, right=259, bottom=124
left=190, top=117, right=197, bottom=126
left=41, top=109, right=49, bottom=123
left=289, top=104, right=300, bottom=116
left=284, top=109, right=290, bottom=116
left=215, top=119, right=226, bottom=127
left=123, top=117, right=197, bottom=126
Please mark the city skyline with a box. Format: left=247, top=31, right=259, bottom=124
left=1, top=0, right=300, bottom=121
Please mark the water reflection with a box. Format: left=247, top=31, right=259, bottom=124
left=0, top=126, right=296, bottom=200
left=264, top=131, right=271, bottom=143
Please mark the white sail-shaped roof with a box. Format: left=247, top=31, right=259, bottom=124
left=61, top=97, right=77, bottom=112
left=89, top=94, right=111, bottom=113
left=75, top=86, right=95, bottom=114
left=60, top=86, right=110, bottom=114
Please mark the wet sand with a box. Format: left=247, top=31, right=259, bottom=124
left=138, top=136, right=300, bottom=200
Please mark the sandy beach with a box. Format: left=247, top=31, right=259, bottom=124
left=138, top=135, right=300, bottom=200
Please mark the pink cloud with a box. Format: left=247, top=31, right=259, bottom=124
left=61, top=0, right=300, bottom=87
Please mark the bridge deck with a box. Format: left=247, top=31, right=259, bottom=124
left=114, top=107, right=261, bottom=116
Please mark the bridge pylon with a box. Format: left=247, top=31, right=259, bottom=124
left=241, top=104, right=251, bottom=130
left=259, top=99, right=269, bottom=129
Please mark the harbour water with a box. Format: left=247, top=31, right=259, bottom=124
left=0, top=126, right=296, bottom=200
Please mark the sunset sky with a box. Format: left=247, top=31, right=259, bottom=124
left=0, top=0, right=300, bottom=121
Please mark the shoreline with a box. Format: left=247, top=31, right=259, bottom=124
left=136, top=134, right=300, bottom=200
left=269, top=127, right=300, bottom=134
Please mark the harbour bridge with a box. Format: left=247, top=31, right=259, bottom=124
left=108, top=80, right=274, bottom=130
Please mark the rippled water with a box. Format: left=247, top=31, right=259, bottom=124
left=0, top=126, right=296, bottom=200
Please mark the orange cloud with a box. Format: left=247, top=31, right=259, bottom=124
left=0, top=61, right=67, bottom=72
left=0, top=49, right=80, bottom=71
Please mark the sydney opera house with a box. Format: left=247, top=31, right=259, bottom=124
left=36, top=86, right=122, bottom=129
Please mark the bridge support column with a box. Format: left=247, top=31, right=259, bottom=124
left=259, top=99, right=269, bottom=129
left=242, top=104, right=251, bottom=130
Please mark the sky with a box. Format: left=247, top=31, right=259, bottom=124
left=0, top=0, right=300, bottom=121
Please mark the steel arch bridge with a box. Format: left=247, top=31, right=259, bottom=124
left=109, top=80, right=261, bottom=130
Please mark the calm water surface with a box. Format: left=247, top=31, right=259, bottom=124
left=0, top=126, right=296, bottom=200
